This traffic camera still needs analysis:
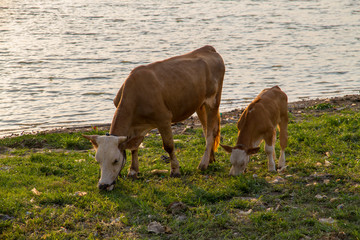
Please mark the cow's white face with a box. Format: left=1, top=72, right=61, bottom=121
left=229, top=149, right=249, bottom=176
left=95, top=136, right=128, bottom=191
left=83, top=135, right=127, bottom=191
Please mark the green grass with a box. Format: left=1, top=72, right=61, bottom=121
left=306, top=102, right=335, bottom=110
left=0, top=110, right=360, bottom=239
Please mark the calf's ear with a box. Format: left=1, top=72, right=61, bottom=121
left=121, top=136, right=144, bottom=150
left=246, top=147, right=260, bottom=155
left=220, top=144, right=233, bottom=153
left=82, top=135, right=99, bottom=149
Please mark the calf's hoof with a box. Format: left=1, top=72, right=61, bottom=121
left=268, top=166, right=276, bottom=172
left=277, top=165, right=287, bottom=172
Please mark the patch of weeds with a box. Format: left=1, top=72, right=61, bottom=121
left=250, top=211, right=279, bottom=226
left=228, top=197, right=252, bottom=210
left=277, top=229, right=308, bottom=240
left=0, top=220, right=12, bottom=233
left=301, top=217, right=318, bottom=227
left=340, top=132, right=360, bottom=143
left=307, top=103, right=334, bottom=110
left=232, top=176, right=268, bottom=194
left=38, top=192, right=75, bottom=206
left=8, top=148, right=30, bottom=156
left=60, top=135, right=89, bottom=150
left=9, top=137, right=47, bottom=148
left=0, top=132, right=93, bottom=150
left=190, top=186, right=232, bottom=204
left=335, top=209, right=360, bottom=222
left=29, top=153, right=52, bottom=163
left=39, top=165, right=65, bottom=176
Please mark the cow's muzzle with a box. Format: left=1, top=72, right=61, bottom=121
left=98, top=180, right=116, bottom=191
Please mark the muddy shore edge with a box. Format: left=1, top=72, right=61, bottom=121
left=3, top=94, right=360, bottom=138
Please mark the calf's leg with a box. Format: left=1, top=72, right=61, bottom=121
left=264, top=129, right=276, bottom=172
left=278, top=121, right=288, bottom=169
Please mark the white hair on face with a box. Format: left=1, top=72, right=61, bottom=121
left=95, top=136, right=126, bottom=188
left=229, top=149, right=249, bottom=175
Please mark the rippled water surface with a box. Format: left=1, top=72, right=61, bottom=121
left=1, top=0, right=359, bottom=136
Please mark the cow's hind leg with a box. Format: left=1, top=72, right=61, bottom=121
left=198, top=106, right=220, bottom=171
left=158, top=124, right=181, bottom=177
left=197, top=105, right=217, bottom=164
left=196, top=105, right=207, bottom=139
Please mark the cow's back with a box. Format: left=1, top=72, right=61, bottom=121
left=237, top=86, right=287, bottom=144
left=113, top=46, right=225, bottom=132
left=259, top=86, right=288, bottom=122
left=120, top=46, right=224, bottom=122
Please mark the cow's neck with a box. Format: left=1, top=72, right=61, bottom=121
left=236, top=128, right=259, bottom=148
left=109, top=106, right=133, bottom=137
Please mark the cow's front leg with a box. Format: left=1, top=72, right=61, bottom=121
left=128, top=149, right=139, bottom=179
left=158, top=125, right=180, bottom=177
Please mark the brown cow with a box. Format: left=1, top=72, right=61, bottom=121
left=221, top=86, right=288, bottom=176
left=84, top=45, right=225, bottom=190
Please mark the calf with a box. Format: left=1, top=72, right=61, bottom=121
left=84, top=45, right=225, bottom=190
left=221, top=86, right=288, bottom=176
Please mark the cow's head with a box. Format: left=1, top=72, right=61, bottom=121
left=83, top=135, right=143, bottom=191
left=220, top=144, right=260, bottom=176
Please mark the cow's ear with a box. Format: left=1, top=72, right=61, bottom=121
left=220, top=144, right=233, bottom=153
left=83, top=135, right=99, bottom=149
left=117, top=136, right=128, bottom=145
left=246, top=147, right=260, bottom=155
left=121, top=136, right=144, bottom=150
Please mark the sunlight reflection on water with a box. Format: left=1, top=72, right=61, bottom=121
left=0, top=0, right=359, bottom=136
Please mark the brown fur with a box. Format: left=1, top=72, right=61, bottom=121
left=236, top=86, right=288, bottom=148
left=221, top=86, right=288, bottom=175
left=110, top=45, right=225, bottom=176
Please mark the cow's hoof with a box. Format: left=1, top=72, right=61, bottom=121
left=197, top=163, right=208, bottom=171
left=170, top=171, right=181, bottom=178
left=128, top=171, right=138, bottom=179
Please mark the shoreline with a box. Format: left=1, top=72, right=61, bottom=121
left=2, top=94, right=359, bottom=139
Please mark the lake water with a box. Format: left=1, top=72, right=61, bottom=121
left=1, top=0, right=359, bottom=137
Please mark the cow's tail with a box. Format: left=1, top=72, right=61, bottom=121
left=213, top=110, right=221, bottom=152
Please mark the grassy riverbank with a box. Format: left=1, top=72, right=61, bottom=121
left=1, top=104, right=360, bottom=239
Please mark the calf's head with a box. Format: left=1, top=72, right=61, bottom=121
left=83, top=135, right=143, bottom=191
left=220, top=144, right=260, bottom=176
